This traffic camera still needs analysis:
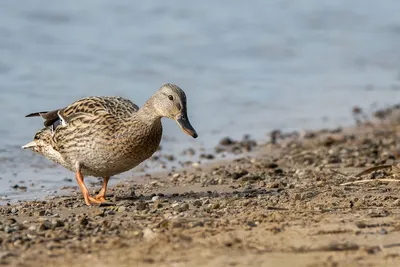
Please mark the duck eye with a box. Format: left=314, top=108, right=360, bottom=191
left=168, top=95, right=174, bottom=101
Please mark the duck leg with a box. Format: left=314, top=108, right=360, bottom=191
left=95, top=177, right=110, bottom=202
left=75, top=171, right=102, bottom=205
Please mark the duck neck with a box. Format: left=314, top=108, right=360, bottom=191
left=137, top=97, right=163, bottom=123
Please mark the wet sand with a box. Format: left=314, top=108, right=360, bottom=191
left=1, top=108, right=400, bottom=267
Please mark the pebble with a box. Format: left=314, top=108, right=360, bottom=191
left=34, top=210, right=45, bottom=217
left=171, top=202, right=180, bottom=209
left=151, top=196, right=160, bottom=202
left=179, top=203, right=190, bottom=212
left=3, top=218, right=16, bottom=225
left=136, top=202, right=149, bottom=211
left=192, top=162, right=200, bottom=168
left=38, top=220, right=53, bottom=231
left=142, top=228, right=156, bottom=241
left=51, top=219, right=64, bottom=228
left=4, top=226, right=16, bottom=233
left=219, top=137, right=235, bottom=146
left=193, top=200, right=202, bottom=207
left=117, top=206, right=127, bottom=213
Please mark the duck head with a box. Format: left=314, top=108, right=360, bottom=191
left=152, top=83, right=198, bottom=138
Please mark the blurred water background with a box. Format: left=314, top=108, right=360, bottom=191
left=1, top=0, right=400, bottom=202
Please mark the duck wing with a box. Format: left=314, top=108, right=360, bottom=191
left=25, top=96, right=140, bottom=130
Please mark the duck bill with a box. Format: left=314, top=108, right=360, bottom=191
left=176, top=114, right=198, bottom=138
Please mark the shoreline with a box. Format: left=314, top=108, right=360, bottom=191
left=1, top=106, right=400, bottom=267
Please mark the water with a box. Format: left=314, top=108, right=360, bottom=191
left=1, top=0, right=400, bottom=201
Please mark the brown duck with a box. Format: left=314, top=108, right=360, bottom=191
left=23, top=83, right=198, bottom=205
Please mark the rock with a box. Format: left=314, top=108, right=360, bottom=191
left=300, top=191, right=316, bottom=200
left=4, top=226, right=16, bottom=233
left=212, top=203, right=220, bottom=209
left=153, top=201, right=163, bottom=209
left=80, top=217, right=89, bottom=226
left=0, top=252, right=16, bottom=261
left=200, top=154, right=215, bottom=160
left=38, top=220, right=53, bottom=231
left=51, top=219, right=64, bottom=228
left=3, top=218, right=16, bottom=226
left=231, top=170, right=249, bottom=180
left=189, top=221, right=204, bottom=228
left=266, top=162, right=278, bottom=169
left=247, top=221, right=257, bottom=228
left=171, top=202, right=179, bottom=209
left=192, top=162, right=200, bottom=168
left=164, top=154, right=175, bottom=161
left=151, top=196, right=160, bottom=202
left=356, top=221, right=367, bottom=229
left=105, top=209, right=116, bottom=216
left=136, top=202, right=149, bottom=211
left=117, top=206, right=127, bottom=213
left=179, top=203, right=190, bottom=212
left=34, top=210, right=45, bottom=217
left=171, top=221, right=183, bottom=228
left=220, top=137, right=235, bottom=146
left=142, top=228, right=156, bottom=241
left=193, top=200, right=202, bottom=207
left=172, top=173, right=180, bottom=179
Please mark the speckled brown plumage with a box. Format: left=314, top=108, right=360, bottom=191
left=23, top=83, right=198, bottom=205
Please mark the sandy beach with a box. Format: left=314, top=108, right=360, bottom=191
left=0, top=106, right=400, bottom=267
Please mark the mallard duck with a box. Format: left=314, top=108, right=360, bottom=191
left=23, top=83, right=198, bottom=205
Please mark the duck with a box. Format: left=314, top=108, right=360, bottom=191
left=23, top=83, right=198, bottom=205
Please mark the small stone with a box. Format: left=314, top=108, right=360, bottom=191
left=38, top=220, right=53, bottom=231
left=266, top=162, right=278, bottom=169
left=143, top=228, right=156, bottom=241
left=117, top=206, right=127, bottom=213
left=301, top=192, right=315, bottom=200
left=153, top=202, right=163, bottom=209
left=171, top=221, right=183, bottom=228
left=94, top=210, right=105, bottom=217
left=172, top=173, right=180, bottom=179
left=193, top=200, right=202, bottom=207
left=189, top=221, right=204, bottom=228
left=292, top=193, right=301, bottom=201
left=51, top=219, right=64, bottom=228
left=200, top=154, right=215, bottom=160
left=171, top=202, right=180, bottom=209
left=34, top=210, right=45, bottom=217
left=220, top=137, right=235, bottom=146
left=164, top=154, right=175, bottom=161
left=105, top=210, right=116, bottom=216
left=212, top=203, right=220, bottom=209
left=4, top=226, right=16, bottom=233
left=80, top=217, right=89, bottom=226
left=179, top=203, right=189, bottom=212
left=247, top=221, right=257, bottom=228
left=151, top=196, right=160, bottom=202
left=3, top=218, right=16, bottom=226
left=136, top=202, right=149, bottom=211
left=356, top=221, right=367, bottom=229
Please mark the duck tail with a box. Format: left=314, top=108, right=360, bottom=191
left=22, top=141, right=37, bottom=149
